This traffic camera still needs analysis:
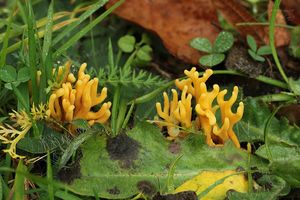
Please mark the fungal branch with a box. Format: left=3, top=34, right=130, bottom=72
left=46, top=63, right=112, bottom=131
left=155, top=67, right=244, bottom=148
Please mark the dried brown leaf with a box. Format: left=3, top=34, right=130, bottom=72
left=264, top=0, right=290, bottom=47
left=213, top=0, right=266, bottom=44
left=281, top=0, right=300, bottom=25
left=106, top=0, right=219, bottom=64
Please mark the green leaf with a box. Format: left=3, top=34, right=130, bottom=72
left=0, top=65, right=17, bottom=82
left=58, top=130, right=94, bottom=171
left=47, top=152, right=54, bottom=200
left=17, top=126, right=69, bottom=154
left=190, top=38, right=212, bottom=53
left=17, top=67, right=30, bottom=82
left=235, top=98, right=300, bottom=146
left=14, top=161, right=27, bottom=200
left=248, top=49, right=265, bottom=62
left=256, top=144, right=300, bottom=187
left=288, top=77, right=300, bottom=96
left=0, top=175, right=2, bottom=200
left=247, top=35, right=257, bottom=52
left=227, top=175, right=290, bottom=200
left=257, top=45, right=272, bottom=55
left=54, top=0, right=121, bottom=58
left=71, top=119, right=90, bottom=130
left=136, top=45, right=152, bottom=61
left=118, top=35, right=136, bottom=53
left=199, top=53, right=225, bottom=67
left=213, top=31, right=234, bottom=53
left=289, top=26, right=300, bottom=59
left=64, top=122, right=265, bottom=199
left=53, top=0, right=108, bottom=45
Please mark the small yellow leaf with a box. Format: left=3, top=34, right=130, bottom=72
left=175, top=170, right=248, bottom=200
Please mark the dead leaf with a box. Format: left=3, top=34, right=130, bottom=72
left=106, top=0, right=219, bottom=64
left=175, top=170, right=248, bottom=200
left=264, top=0, right=290, bottom=47
left=281, top=0, right=300, bottom=25
left=213, top=0, right=266, bottom=44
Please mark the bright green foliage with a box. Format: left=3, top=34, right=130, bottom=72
left=66, top=122, right=264, bottom=199
left=190, top=31, right=234, bottom=67
left=0, top=65, right=30, bottom=89
left=136, top=45, right=153, bottom=61
left=200, top=54, right=225, bottom=67
left=118, top=35, right=136, bottom=53
left=235, top=98, right=300, bottom=146
left=256, top=144, right=300, bottom=187
left=14, top=161, right=27, bottom=200
left=289, top=26, right=300, bottom=59
left=247, top=35, right=272, bottom=62
left=288, top=77, right=300, bottom=96
left=190, top=38, right=212, bottom=53
left=98, top=38, right=163, bottom=88
left=235, top=98, right=300, bottom=187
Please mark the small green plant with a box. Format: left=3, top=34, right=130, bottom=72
left=117, top=33, right=153, bottom=67
left=190, top=31, right=234, bottom=67
left=247, top=34, right=272, bottom=62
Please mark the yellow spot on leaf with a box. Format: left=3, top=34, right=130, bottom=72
left=175, top=170, right=248, bottom=200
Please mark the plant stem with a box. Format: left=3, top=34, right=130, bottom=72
left=255, top=93, right=295, bottom=102
left=269, top=0, right=289, bottom=86
left=115, top=99, right=127, bottom=134
left=236, top=22, right=294, bottom=29
left=111, top=85, right=120, bottom=135
left=208, top=70, right=288, bottom=89
left=122, top=101, right=135, bottom=129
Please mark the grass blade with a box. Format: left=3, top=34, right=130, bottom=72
left=0, top=1, right=17, bottom=68
left=53, top=0, right=108, bottom=45
left=40, top=0, right=54, bottom=102
left=54, top=0, right=124, bottom=58
left=47, top=151, right=54, bottom=200
left=58, top=130, right=94, bottom=170
left=26, top=0, right=38, bottom=104
left=13, top=161, right=27, bottom=200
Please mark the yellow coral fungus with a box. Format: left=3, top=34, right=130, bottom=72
left=47, top=63, right=111, bottom=132
left=213, top=87, right=244, bottom=148
left=155, top=68, right=244, bottom=148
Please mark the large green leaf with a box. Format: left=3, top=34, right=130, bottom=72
left=227, top=175, right=290, bottom=200
left=256, top=144, right=300, bottom=187
left=61, top=122, right=265, bottom=199
left=235, top=98, right=300, bottom=146
left=17, top=126, right=70, bottom=154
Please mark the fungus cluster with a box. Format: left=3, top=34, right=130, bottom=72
left=46, top=63, right=111, bottom=131
left=155, top=67, right=244, bottom=148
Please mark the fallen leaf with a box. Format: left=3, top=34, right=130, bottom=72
left=265, top=0, right=290, bottom=47
left=281, top=0, right=300, bottom=25
left=175, top=170, right=248, bottom=200
left=106, top=0, right=220, bottom=64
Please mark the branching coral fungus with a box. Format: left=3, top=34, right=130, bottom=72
left=213, top=87, right=244, bottom=148
left=46, top=63, right=111, bottom=132
left=155, top=67, right=244, bottom=148
left=155, top=86, right=193, bottom=140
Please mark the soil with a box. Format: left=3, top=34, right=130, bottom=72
left=106, top=133, right=141, bottom=169
left=225, top=44, right=266, bottom=78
